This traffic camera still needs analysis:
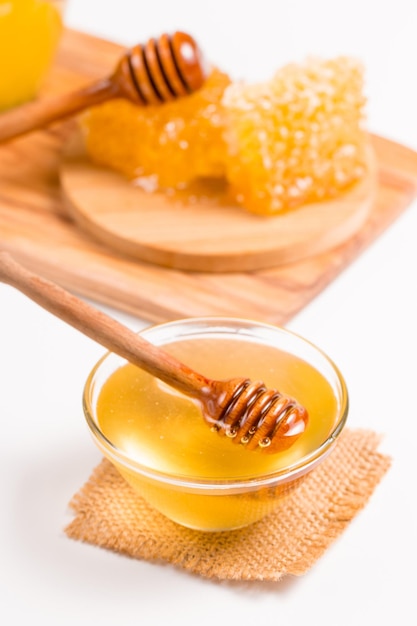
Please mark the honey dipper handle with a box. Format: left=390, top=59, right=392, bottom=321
left=0, top=252, right=212, bottom=397
left=0, top=78, right=119, bottom=144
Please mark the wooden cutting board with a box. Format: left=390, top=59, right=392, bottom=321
left=1, top=29, right=417, bottom=323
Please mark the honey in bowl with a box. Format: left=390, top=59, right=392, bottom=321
left=84, top=318, right=348, bottom=532
left=0, top=0, right=65, bottom=111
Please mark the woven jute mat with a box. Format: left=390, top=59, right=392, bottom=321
left=65, top=428, right=391, bottom=581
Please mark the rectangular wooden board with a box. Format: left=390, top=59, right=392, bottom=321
left=1, top=29, right=417, bottom=324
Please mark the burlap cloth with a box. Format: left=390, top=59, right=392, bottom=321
left=65, top=428, right=391, bottom=581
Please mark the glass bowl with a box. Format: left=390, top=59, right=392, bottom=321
left=83, top=317, right=349, bottom=532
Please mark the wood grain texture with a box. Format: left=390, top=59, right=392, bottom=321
left=1, top=29, right=417, bottom=324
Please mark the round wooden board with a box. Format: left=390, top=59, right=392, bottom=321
left=60, top=135, right=376, bottom=273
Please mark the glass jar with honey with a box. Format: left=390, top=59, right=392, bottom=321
left=83, top=317, right=349, bottom=532
left=0, top=0, right=66, bottom=111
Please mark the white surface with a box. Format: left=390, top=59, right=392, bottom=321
left=1, top=1, right=417, bottom=624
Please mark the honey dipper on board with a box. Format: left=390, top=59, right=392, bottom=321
left=0, top=252, right=308, bottom=454
left=0, top=31, right=207, bottom=143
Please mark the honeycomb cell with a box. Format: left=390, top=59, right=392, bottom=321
left=222, top=56, right=369, bottom=215
left=81, top=68, right=231, bottom=191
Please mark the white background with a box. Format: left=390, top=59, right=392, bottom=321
left=1, top=1, right=417, bottom=624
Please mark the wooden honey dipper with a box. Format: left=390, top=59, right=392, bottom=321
left=0, top=31, right=207, bottom=144
left=0, top=252, right=309, bottom=454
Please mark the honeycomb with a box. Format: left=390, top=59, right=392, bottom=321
left=81, top=56, right=369, bottom=215
left=223, top=56, right=368, bottom=214
left=81, top=68, right=231, bottom=191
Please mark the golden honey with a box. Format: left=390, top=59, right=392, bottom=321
left=87, top=320, right=347, bottom=531
left=0, top=0, right=65, bottom=111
